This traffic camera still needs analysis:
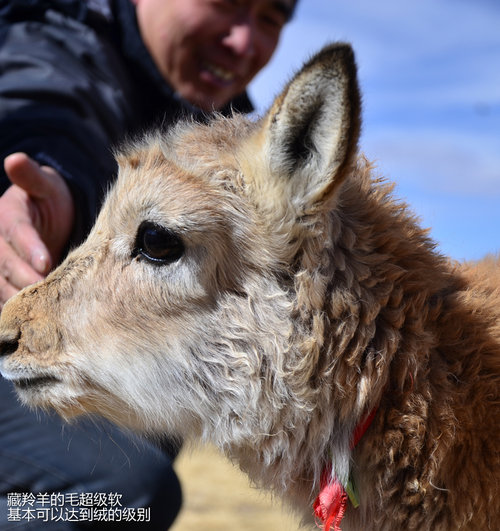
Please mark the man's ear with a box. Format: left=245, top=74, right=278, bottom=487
left=261, top=43, right=361, bottom=211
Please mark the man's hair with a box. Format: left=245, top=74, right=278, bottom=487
left=278, top=0, right=299, bottom=23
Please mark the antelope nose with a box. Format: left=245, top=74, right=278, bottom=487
left=0, top=330, right=20, bottom=357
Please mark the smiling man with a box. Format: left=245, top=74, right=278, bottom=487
left=0, top=0, right=296, bottom=528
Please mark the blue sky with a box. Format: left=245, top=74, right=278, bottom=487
left=249, top=0, right=500, bottom=261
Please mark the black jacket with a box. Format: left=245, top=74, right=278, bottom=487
left=0, top=0, right=253, bottom=246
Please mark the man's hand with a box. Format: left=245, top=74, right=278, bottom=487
left=0, top=153, right=75, bottom=309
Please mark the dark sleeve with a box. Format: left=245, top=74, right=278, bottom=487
left=0, top=5, right=135, bottom=245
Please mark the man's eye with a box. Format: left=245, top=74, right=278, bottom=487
left=215, top=0, right=238, bottom=11
left=260, top=13, right=284, bottom=30
left=133, top=222, right=184, bottom=265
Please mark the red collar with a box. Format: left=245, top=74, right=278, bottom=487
left=313, top=408, right=377, bottom=531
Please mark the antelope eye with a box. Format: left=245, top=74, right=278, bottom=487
left=133, top=222, right=184, bottom=264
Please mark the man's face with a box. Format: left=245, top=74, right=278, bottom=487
left=134, top=0, right=293, bottom=111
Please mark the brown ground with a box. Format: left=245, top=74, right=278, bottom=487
left=170, top=444, right=304, bottom=530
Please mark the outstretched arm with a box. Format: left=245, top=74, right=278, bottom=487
left=0, top=5, right=136, bottom=307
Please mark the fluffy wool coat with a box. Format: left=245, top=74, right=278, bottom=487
left=0, top=44, right=498, bottom=530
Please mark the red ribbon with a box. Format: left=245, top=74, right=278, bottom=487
left=313, top=409, right=377, bottom=531
left=313, top=471, right=348, bottom=531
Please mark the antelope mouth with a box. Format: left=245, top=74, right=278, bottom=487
left=13, top=375, right=61, bottom=390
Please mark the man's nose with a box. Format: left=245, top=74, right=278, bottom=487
left=222, top=20, right=256, bottom=57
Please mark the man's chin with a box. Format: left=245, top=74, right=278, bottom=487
left=178, top=81, right=238, bottom=112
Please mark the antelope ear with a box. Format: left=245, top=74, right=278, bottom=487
left=262, top=43, right=361, bottom=210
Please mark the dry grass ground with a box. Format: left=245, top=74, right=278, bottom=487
left=170, top=444, right=304, bottom=531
